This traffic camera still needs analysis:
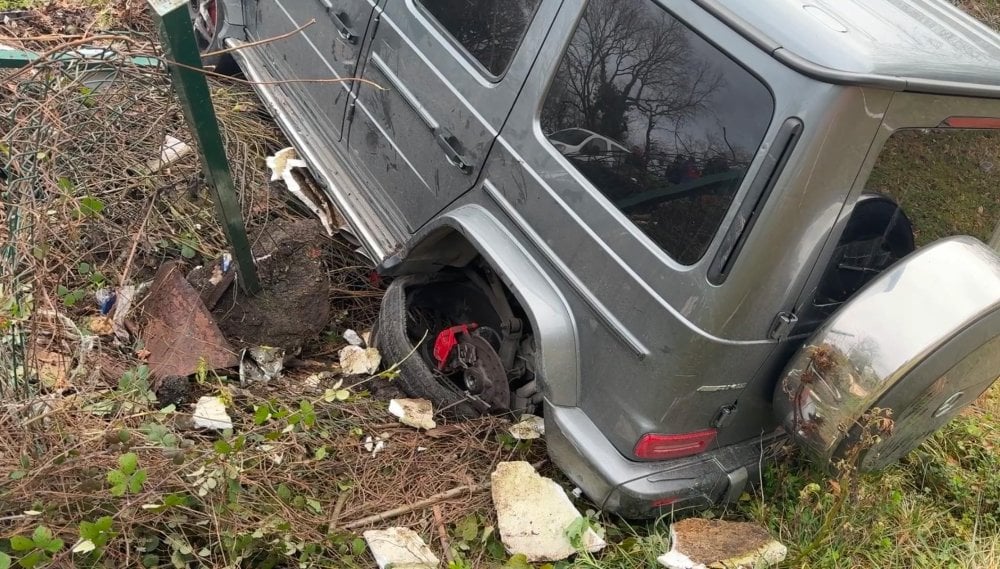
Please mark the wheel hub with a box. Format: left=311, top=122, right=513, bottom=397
left=433, top=325, right=510, bottom=411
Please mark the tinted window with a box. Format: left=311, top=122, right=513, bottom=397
left=541, top=0, right=774, bottom=264
left=419, top=0, right=541, bottom=76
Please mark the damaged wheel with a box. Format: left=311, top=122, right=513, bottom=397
left=376, top=275, right=515, bottom=419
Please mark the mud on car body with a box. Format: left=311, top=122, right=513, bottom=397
left=191, top=0, right=1000, bottom=517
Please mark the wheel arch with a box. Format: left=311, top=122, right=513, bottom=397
left=378, top=205, right=581, bottom=406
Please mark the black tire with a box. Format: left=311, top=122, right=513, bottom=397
left=376, top=276, right=483, bottom=420
left=189, top=0, right=239, bottom=75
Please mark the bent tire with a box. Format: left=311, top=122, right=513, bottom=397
left=376, top=276, right=484, bottom=420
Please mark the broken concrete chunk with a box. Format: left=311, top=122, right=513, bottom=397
left=491, top=461, right=606, bottom=562
left=508, top=414, right=545, bottom=440
left=658, top=518, right=787, bottom=569
left=339, top=345, right=381, bottom=375
left=388, top=398, right=436, bottom=430
left=343, top=329, right=364, bottom=346
left=192, top=396, right=233, bottom=431
left=363, top=527, right=439, bottom=569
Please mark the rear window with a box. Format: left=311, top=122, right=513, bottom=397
left=418, top=0, right=542, bottom=76
left=540, top=0, right=774, bottom=264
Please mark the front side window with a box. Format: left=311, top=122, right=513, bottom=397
left=418, top=0, right=542, bottom=76
left=541, top=0, right=774, bottom=264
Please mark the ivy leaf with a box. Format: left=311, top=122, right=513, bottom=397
left=9, top=535, right=34, bottom=551
left=78, top=196, right=105, bottom=216
left=71, top=539, right=96, bottom=554
left=128, top=470, right=147, bottom=494
left=32, top=526, right=54, bottom=546
left=118, top=453, right=138, bottom=475
left=503, top=554, right=532, bottom=569
left=180, top=245, right=197, bottom=259
left=0, top=551, right=11, bottom=569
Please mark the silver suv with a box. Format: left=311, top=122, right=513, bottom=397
left=190, top=0, right=1000, bottom=517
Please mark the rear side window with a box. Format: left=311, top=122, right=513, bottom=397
left=418, top=0, right=542, bottom=76
left=797, top=127, right=1000, bottom=333
left=867, top=128, right=1000, bottom=246
left=541, top=0, right=774, bottom=264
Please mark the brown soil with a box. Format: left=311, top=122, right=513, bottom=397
left=190, top=219, right=332, bottom=351
left=671, top=517, right=775, bottom=565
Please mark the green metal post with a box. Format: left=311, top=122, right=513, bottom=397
left=0, top=47, right=38, bottom=68
left=147, top=0, right=261, bottom=293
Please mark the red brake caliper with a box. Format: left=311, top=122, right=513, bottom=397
left=432, top=323, right=477, bottom=370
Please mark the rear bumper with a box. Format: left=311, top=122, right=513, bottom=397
left=544, top=401, right=782, bottom=518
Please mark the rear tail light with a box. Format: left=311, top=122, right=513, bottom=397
left=633, top=429, right=718, bottom=460
left=942, top=116, right=1000, bottom=129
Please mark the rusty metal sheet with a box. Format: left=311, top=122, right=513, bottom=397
left=143, top=261, right=239, bottom=377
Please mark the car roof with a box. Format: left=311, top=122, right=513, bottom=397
left=694, top=0, right=1000, bottom=98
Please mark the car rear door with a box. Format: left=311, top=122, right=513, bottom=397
left=246, top=0, right=379, bottom=140
left=346, top=0, right=560, bottom=232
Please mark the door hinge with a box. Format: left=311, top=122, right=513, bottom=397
left=768, top=311, right=799, bottom=341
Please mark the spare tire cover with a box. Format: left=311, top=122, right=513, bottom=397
left=775, top=236, right=1000, bottom=471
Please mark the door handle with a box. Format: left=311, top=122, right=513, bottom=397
left=329, top=11, right=357, bottom=43
left=436, top=130, right=472, bottom=174
left=371, top=52, right=473, bottom=174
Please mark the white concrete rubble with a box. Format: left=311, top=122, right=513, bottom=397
left=363, top=527, right=439, bottom=569
left=508, top=414, right=545, bottom=440
left=491, top=461, right=605, bottom=562
left=339, top=345, right=382, bottom=375
left=192, top=396, right=233, bottom=430
left=388, top=398, right=436, bottom=430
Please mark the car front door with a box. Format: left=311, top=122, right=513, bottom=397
left=346, top=0, right=560, bottom=232
left=246, top=0, right=379, bottom=140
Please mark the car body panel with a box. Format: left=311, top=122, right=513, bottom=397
left=696, top=0, right=1000, bottom=95
left=244, top=0, right=380, bottom=141
left=219, top=0, right=1000, bottom=516
left=345, top=0, right=562, bottom=231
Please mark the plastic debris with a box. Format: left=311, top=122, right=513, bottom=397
left=343, top=328, right=364, bottom=346
left=508, top=414, right=545, bottom=440
left=131, top=135, right=192, bottom=175
left=388, top=398, right=436, bottom=430
left=111, top=285, right=139, bottom=342
left=363, top=527, right=439, bottom=569
left=95, top=288, right=116, bottom=315
left=491, top=461, right=606, bottom=561
left=339, top=345, right=381, bottom=375
left=240, top=346, right=285, bottom=385
left=192, top=396, right=233, bottom=431
left=658, top=518, right=787, bottom=569
left=266, top=147, right=336, bottom=236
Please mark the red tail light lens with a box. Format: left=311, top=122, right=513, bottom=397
left=942, top=116, right=1000, bottom=129
left=633, top=429, right=718, bottom=460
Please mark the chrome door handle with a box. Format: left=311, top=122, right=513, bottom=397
left=329, top=11, right=357, bottom=43
left=436, top=130, right=472, bottom=174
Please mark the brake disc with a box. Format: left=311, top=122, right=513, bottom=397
left=455, top=334, right=510, bottom=412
